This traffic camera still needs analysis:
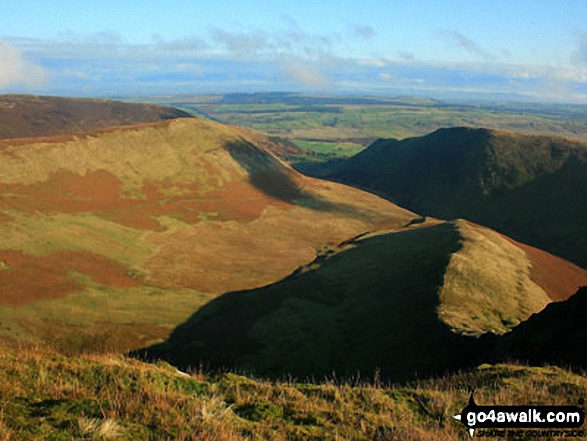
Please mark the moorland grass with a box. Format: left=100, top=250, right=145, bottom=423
left=0, top=343, right=584, bottom=440
left=0, top=118, right=416, bottom=353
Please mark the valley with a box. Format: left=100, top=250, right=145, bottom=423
left=0, top=94, right=585, bottom=439
left=141, top=93, right=587, bottom=165
left=0, top=100, right=415, bottom=351
left=307, top=127, right=587, bottom=267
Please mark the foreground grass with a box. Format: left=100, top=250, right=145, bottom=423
left=0, top=344, right=585, bottom=440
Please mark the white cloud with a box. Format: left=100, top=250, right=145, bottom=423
left=398, top=51, right=415, bottom=61
left=153, top=35, right=209, bottom=55
left=60, top=68, right=93, bottom=80
left=352, top=25, right=376, bottom=39
left=282, top=60, right=329, bottom=88
left=357, top=58, right=388, bottom=67
left=440, top=30, right=496, bottom=61
left=175, top=63, right=205, bottom=75
left=507, top=69, right=538, bottom=79
left=3, top=25, right=587, bottom=103
left=210, top=28, right=271, bottom=56
left=0, top=40, right=47, bottom=89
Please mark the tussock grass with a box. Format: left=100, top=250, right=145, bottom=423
left=0, top=95, right=191, bottom=140
left=0, top=118, right=238, bottom=189
left=0, top=344, right=584, bottom=440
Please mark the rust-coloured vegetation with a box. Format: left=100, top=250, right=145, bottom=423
left=0, top=95, right=191, bottom=140
left=0, top=116, right=414, bottom=348
left=0, top=250, right=140, bottom=306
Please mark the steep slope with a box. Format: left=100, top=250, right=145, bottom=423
left=495, top=286, right=587, bottom=369
left=142, top=220, right=586, bottom=380
left=0, top=117, right=415, bottom=351
left=0, top=94, right=191, bottom=139
left=319, top=127, right=587, bottom=267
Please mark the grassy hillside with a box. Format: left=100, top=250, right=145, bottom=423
left=0, top=117, right=416, bottom=351
left=143, top=220, right=585, bottom=381
left=319, top=127, right=587, bottom=267
left=1, top=343, right=585, bottom=440
left=0, top=95, right=192, bottom=139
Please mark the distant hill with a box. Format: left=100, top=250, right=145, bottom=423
left=0, top=94, right=191, bottom=139
left=316, top=127, right=587, bottom=267
left=0, top=115, right=415, bottom=351
left=141, top=220, right=586, bottom=380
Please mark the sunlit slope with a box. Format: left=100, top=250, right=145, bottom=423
left=0, top=117, right=415, bottom=350
left=0, top=94, right=191, bottom=139
left=322, top=127, right=587, bottom=267
left=145, top=220, right=585, bottom=380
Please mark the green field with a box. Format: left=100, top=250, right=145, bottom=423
left=292, top=140, right=364, bottom=161
left=139, top=94, right=587, bottom=163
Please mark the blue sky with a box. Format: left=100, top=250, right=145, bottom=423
left=1, top=0, right=587, bottom=102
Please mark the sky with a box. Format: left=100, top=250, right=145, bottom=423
left=1, top=0, right=587, bottom=103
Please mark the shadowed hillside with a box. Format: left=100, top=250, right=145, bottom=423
left=495, top=286, right=587, bottom=368
left=315, top=127, right=587, bottom=267
left=0, top=116, right=416, bottom=351
left=0, top=95, right=192, bottom=139
left=141, top=220, right=585, bottom=381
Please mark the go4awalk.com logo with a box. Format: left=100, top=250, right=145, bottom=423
left=453, top=392, right=585, bottom=438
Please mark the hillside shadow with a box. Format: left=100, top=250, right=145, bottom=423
left=224, top=141, right=398, bottom=222
left=132, top=223, right=491, bottom=382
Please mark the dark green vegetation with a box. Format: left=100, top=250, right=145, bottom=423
left=143, top=223, right=468, bottom=381
left=141, top=218, right=584, bottom=381
left=315, top=127, right=587, bottom=267
left=141, top=93, right=587, bottom=164
left=1, top=343, right=585, bottom=440
left=0, top=95, right=191, bottom=139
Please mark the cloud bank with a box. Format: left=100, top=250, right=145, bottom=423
left=2, top=25, right=587, bottom=103
left=0, top=40, right=47, bottom=89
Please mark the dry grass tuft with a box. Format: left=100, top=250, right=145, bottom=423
left=0, top=344, right=584, bottom=440
left=77, top=417, right=121, bottom=439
